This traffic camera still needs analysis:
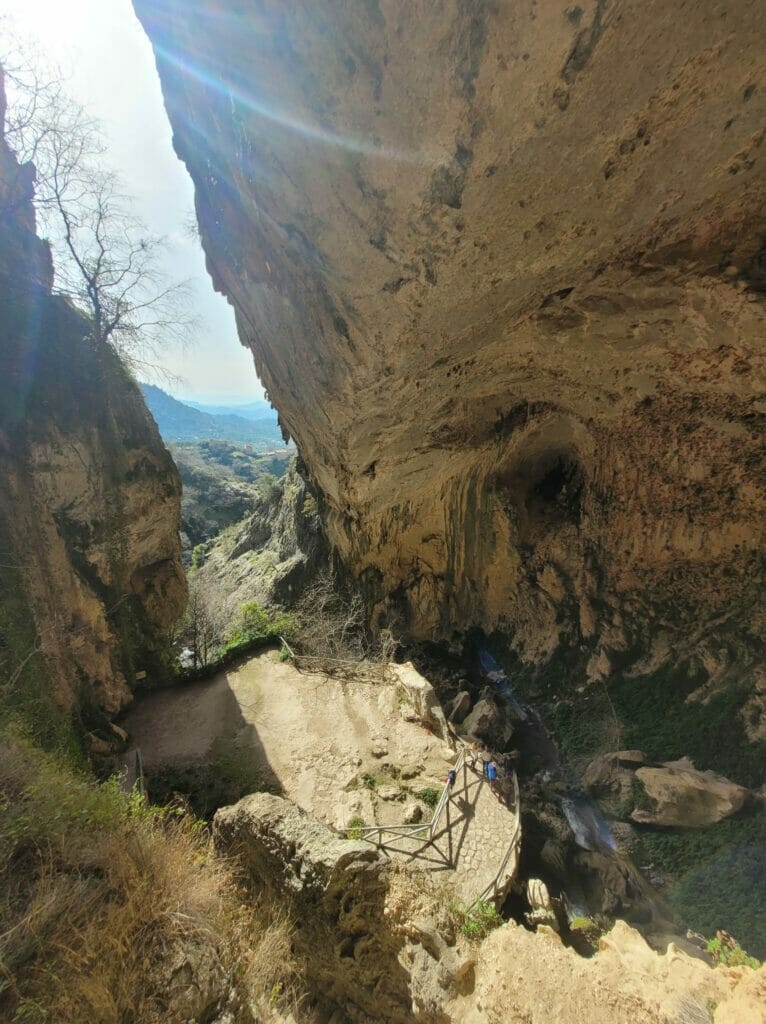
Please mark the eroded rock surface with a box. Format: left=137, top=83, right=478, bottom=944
left=135, top=0, right=766, bottom=693
left=633, top=759, right=751, bottom=828
left=213, top=791, right=764, bottom=1024
left=213, top=791, right=467, bottom=1023
left=0, top=69, right=186, bottom=719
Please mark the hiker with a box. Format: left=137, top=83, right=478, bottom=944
left=447, top=768, right=457, bottom=788
left=481, top=751, right=492, bottom=778
left=487, top=759, right=499, bottom=793
left=468, top=741, right=479, bottom=769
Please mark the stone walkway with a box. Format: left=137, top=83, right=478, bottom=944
left=365, top=757, right=521, bottom=905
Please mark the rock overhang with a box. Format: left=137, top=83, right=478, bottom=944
left=134, top=0, right=766, bottom=673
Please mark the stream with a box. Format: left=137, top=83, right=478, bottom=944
left=474, top=646, right=675, bottom=943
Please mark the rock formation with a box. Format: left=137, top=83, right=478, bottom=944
left=0, top=69, right=186, bottom=725
left=632, top=758, right=751, bottom=828
left=214, top=790, right=766, bottom=1024
left=133, top=0, right=766, bottom=694
left=214, top=791, right=474, bottom=1023
left=584, top=750, right=753, bottom=826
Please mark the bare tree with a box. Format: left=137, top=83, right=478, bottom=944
left=182, top=576, right=224, bottom=669
left=295, top=570, right=398, bottom=664
left=2, top=43, right=197, bottom=374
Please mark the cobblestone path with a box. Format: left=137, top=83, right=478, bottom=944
left=366, top=757, right=521, bottom=904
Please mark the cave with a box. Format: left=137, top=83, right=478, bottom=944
left=493, top=413, right=591, bottom=545
left=526, top=450, right=584, bottom=526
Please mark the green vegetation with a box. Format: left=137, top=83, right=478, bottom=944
left=706, top=935, right=760, bottom=970
left=224, top=601, right=296, bottom=653
left=569, top=914, right=598, bottom=931
left=255, top=473, right=283, bottom=504
left=548, top=662, right=764, bottom=789
left=673, top=840, right=766, bottom=960
left=418, top=787, right=441, bottom=809
left=609, top=669, right=763, bottom=789
left=490, top=643, right=766, bottom=957
left=346, top=816, right=366, bottom=840
left=450, top=899, right=503, bottom=940
left=170, top=440, right=290, bottom=547
left=564, top=914, right=609, bottom=956
left=362, top=772, right=381, bottom=791
left=633, top=817, right=766, bottom=958
left=0, top=729, right=303, bottom=1022
left=180, top=592, right=297, bottom=677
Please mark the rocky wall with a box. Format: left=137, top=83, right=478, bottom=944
left=0, top=69, right=186, bottom=728
left=134, top=1, right=766, bottom=689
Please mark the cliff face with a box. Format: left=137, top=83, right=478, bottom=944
left=135, top=2, right=765, bottom=686
left=0, top=72, right=186, bottom=726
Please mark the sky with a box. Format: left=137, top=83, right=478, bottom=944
left=0, top=0, right=263, bottom=404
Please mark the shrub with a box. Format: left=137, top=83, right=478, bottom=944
left=419, top=787, right=440, bottom=809
left=0, top=729, right=304, bottom=1022
left=225, top=601, right=296, bottom=651
left=635, top=824, right=766, bottom=959
left=569, top=914, right=598, bottom=932
left=450, top=899, right=503, bottom=940
left=346, top=816, right=366, bottom=840
left=255, top=473, right=282, bottom=504
left=362, top=772, right=380, bottom=791
left=706, top=935, right=760, bottom=970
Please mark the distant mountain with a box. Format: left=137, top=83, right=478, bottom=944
left=186, top=398, right=274, bottom=422
left=140, top=384, right=284, bottom=447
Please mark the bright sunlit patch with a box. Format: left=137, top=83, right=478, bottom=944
left=153, top=38, right=438, bottom=166
left=1, top=0, right=94, bottom=53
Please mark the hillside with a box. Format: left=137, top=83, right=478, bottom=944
left=186, top=398, right=274, bottom=421
left=140, top=383, right=284, bottom=446
left=171, top=439, right=291, bottom=548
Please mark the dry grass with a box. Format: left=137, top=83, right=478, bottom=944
left=0, top=731, right=305, bottom=1023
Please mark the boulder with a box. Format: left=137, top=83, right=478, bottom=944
left=582, top=750, right=647, bottom=810
left=214, top=792, right=380, bottom=895
left=142, top=936, right=228, bottom=1024
left=403, top=802, right=423, bottom=824
left=448, top=691, right=472, bottom=725
left=387, top=662, right=450, bottom=742
left=525, top=878, right=558, bottom=931
left=462, top=698, right=514, bottom=748
left=631, top=761, right=751, bottom=827
left=212, top=792, right=459, bottom=1022
left=86, top=732, right=112, bottom=757
left=110, top=722, right=129, bottom=745
left=377, top=785, right=400, bottom=801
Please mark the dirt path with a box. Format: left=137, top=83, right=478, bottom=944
left=121, top=649, right=455, bottom=829
left=121, top=650, right=522, bottom=903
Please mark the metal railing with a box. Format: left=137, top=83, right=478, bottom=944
left=344, top=747, right=466, bottom=845
left=279, top=638, right=523, bottom=903
left=279, top=637, right=386, bottom=682
left=134, top=748, right=146, bottom=798
left=471, top=771, right=522, bottom=907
